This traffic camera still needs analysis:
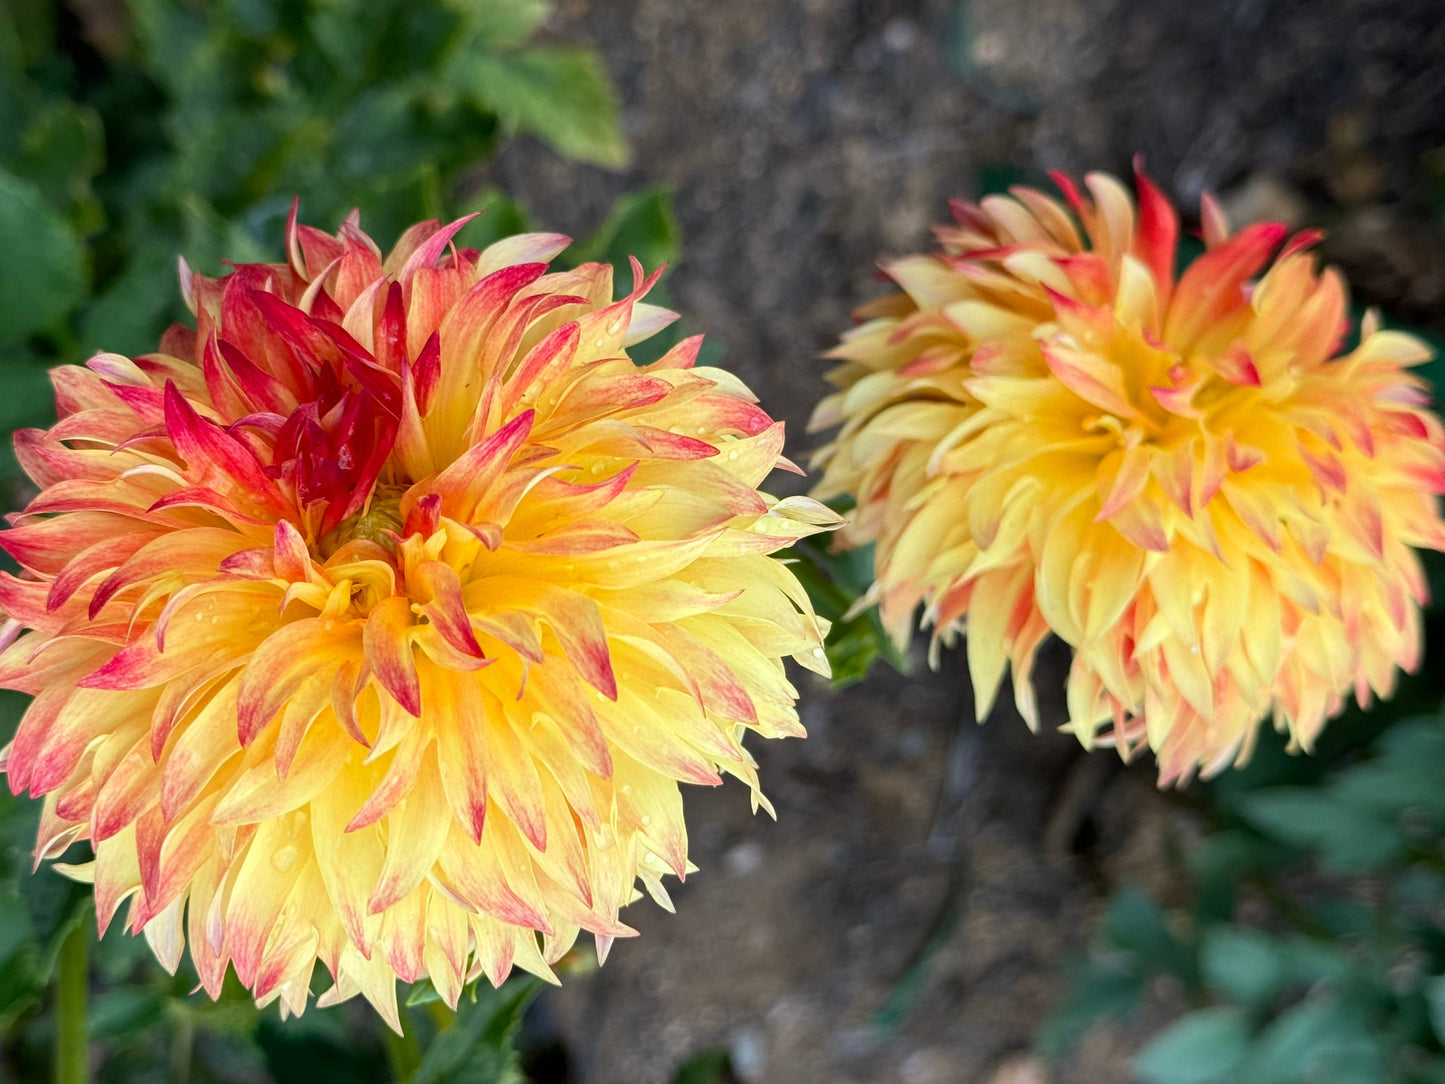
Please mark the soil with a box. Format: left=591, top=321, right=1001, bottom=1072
left=478, top=2, right=1445, bottom=1082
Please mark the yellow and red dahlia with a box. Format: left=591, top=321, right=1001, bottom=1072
left=0, top=208, right=835, bottom=1026
left=811, top=166, right=1445, bottom=784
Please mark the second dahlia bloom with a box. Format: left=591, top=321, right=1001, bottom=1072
left=0, top=209, right=835, bottom=1026
left=811, top=167, right=1445, bottom=784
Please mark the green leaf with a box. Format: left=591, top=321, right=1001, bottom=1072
left=570, top=186, right=681, bottom=280
left=1329, top=717, right=1445, bottom=824
left=411, top=978, right=541, bottom=1084
left=1426, top=976, right=1445, bottom=1047
left=787, top=538, right=908, bottom=688
left=1187, top=830, right=1285, bottom=922
left=88, top=987, right=167, bottom=1039
left=456, top=46, right=628, bottom=168
left=1133, top=1007, right=1251, bottom=1084
left=0, top=167, right=87, bottom=343
left=1200, top=927, right=1285, bottom=1007
left=0, top=0, right=56, bottom=70
left=31, top=895, right=91, bottom=987
left=1274, top=937, right=1353, bottom=987
left=673, top=1049, right=736, bottom=1084
left=462, top=189, right=533, bottom=250
left=0, top=358, right=59, bottom=435
left=0, top=884, right=35, bottom=966
left=449, top=0, right=550, bottom=50
left=1234, top=788, right=1403, bottom=872
left=1103, top=886, right=1197, bottom=984
left=406, top=977, right=443, bottom=1008
left=1238, top=998, right=1383, bottom=1084
left=125, top=0, right=213, bottom=99
left=16, top=100, right=106, bottom=235
left=1034, top=956, right=1143, bottom=1057
left=77, top=248, right=184, bottom=359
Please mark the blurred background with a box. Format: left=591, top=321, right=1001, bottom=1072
left=2, top=1, right=1445, bottom=1083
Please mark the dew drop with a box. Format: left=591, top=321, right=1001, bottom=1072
left=271, top=845, right=297, bottom=872
left=590, top=462, right=604, bottom=474
left=813, top=647, right=825, bottom=658
left=641, top=815, right=652, bottom=827
left=696, top=426, right=707, bottom=435
left=193, top=612, right=204, bottom=622
left=727, top=451, right=739, bottom=461
left=644, top=852, right=659, bottom=866
left=209, top=616, right=220, bottom=625
left=596, top=828, right=613, bottom=849
left=620, top=784, right=633, bottom=796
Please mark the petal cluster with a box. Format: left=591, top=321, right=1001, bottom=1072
left=811, top=167, right=1445, bottom=784
left=0, top=209, right=835, bottom=1025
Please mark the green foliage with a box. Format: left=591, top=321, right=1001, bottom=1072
left=455, top=47, right=628, bottom=169
left=410, top=980, right=540, bottom=1084
left=1133, top=1007, right=1251, bottom=1084
left=0, top=0, right=628, bottom=369
left=673, top=1049, right=738, bottom=1084
left=1038, top=710, right=1445, bottom=1083
left=790, top=532, right=910, bottom=688
left=0, top=168, right=87, bottom=343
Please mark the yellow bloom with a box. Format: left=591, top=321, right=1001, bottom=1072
left=811, top=167, right=1445, bottom=784
left=0, top=208, right=835, bottom=1026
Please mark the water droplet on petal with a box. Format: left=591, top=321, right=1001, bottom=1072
left=272, top=845, right=297, bottom=871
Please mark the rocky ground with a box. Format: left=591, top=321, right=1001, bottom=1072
left=479, top=2, right=1445, bottom=1081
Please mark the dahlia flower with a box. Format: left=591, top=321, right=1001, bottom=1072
left=811, top=166, right=1445, bottom=784
left=0, top=208, right=835, bottom=1027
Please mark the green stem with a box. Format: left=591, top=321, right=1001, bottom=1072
left=382, top=1018, right=422, bottom=1084
left=169, top=1012, right=194, bottom=1084
left=54, top=922, right=88, bottom=1084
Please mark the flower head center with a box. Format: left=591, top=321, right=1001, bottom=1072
left=318, top=485, right=406, bottom=557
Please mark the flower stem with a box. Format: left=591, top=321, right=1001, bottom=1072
left=382, top=1019, right=422, bottom=1083
left=54, top=922, right=89, bottom=1084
